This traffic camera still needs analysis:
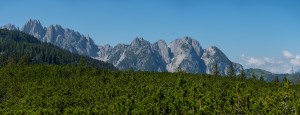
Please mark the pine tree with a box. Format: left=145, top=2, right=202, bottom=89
left=273, top=76, right=279, bottom=84
left=213, top=63, right=219, bottom=76
left=0, top=55, right=7, bottom=66
left=227, top=62, right=235, bottom=78
left=8, top=54, right=17, bottom=66
left=251, top=72, right=256, bottom=80
left=19, top=54, right=29, bottom=65
left=239, top=69, right=245, bottom=79
left=283, top=76, right=289, bottom=83
left=78, top=56, right=86, bottom=67
left=259, top=75, right=264, bottom=82
left=176, top=66, right=184, bottom=73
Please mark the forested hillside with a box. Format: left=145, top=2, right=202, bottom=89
left=0, top=29, right=115, bottom=69
left=245, top=68, right=300, bottom=83
left=0, top=64, right=300, bottom=114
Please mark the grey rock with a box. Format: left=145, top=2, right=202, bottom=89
left=167, top=37, right=205, bottom=73
left=0, top=24, right=18, bottom=30
left=99, top=37, right=166, bottom=72
left=97, top=36, right=243, bottom=75
left=21, top=19, right=46, bottom=40
left=201, top=46, right=243, bottom=75
left=2, top=20, right=243, bottom=75
left=17, top=19, right=99, bottom=57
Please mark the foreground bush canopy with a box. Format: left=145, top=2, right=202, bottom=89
left=0, top=64, right=300, bottom=114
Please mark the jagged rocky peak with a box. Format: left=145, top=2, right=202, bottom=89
left=152, top=39, right=168, bottom=50
left=172, top=36, right=199, bottom=44
left=103, top=44, right=113, bottom=49
left=1, top=20, right=244, bottom=74
left=202, top=46, right=228, bottom=60
left=201, top=46, right=243, bottom=75
left=0, top=24, right=17, bottom=30
left=21, top=19, right=45, bottom=39
left=8, top=19, right=100, bottom=57
left=170, top=37, right=202, bottom=48
left=152, top=39, right=168, bottom=49
left=152, top=39, right=172, bottom=63
left=166, top=37, right=206, bottom=73
left=168, top=36, right=203, bottom=57
left=47, top=24, right=65, bottom=33
left=130, top=37, right=150, bottom=47
left=95, top=36, right=243, bottom=74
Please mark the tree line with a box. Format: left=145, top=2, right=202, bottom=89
left=0, top=64, right=300, bottom=114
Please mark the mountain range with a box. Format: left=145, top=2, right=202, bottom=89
left=244, top=68, right=300, bottom=83
left=1, top=19, right=243, bottom=75
left=0, top=29, right=116, bottom=69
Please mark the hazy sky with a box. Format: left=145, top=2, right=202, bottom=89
left=1, top=0, right=300, bottom=73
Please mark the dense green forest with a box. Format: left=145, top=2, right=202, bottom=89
left=0, top=29, right=115, bottom=70
left=1, top=28, right=300, bottom=114
left=1, top=64, right=300, bottom=114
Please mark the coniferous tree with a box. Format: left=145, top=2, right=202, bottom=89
left=19, top=54, right=29, bottom=65
left=78, top=56, right=86, bottom=67
left=227, top=62, right=235, bottom=78
left=273, top=76, right=279, bottom=84
left=8, top=54, right=17, bottom=66
left=251, top=72, right=256, bottom=80
left=259, top=75, right=264, bottom=82
left=0, top=55, right=7, bottom=66
left=239, top=69, right=245, bottom=79
left=213, top=63, right=219, bottom=76
left=283, top=76, right=289, bottom=83
left=176, top=66, right=182, bottom=73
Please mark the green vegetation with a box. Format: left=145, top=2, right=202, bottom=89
left=0, top=29, right=116, bottom=70
left=1, top=64, right=300, bottom=114
left=1, top=28, right=300, bottom=114
left=226, top=62, right=235, bottom=78
left=245, top=68, right=300, bottom=83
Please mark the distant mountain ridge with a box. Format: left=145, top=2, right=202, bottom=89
left=244, top=68, right=300, bottom=83
left=1, top=19, right=99, bottom=57
left=97, top=37, right=243, bottom=75
left=0, top=29, right=116, bottom=70
left=1, top=19, right=243, bottom=75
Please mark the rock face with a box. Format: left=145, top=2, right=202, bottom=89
left=201, top=46, right=243, bottom=75
left=0, top=24, right=17, bottom=30
left=97, top=37, right=166, bottom=71
left=98, top=37, right=243, bottom=75
left=21, top=19, right=46, bottom=40
left=1, top=19, right=243, bottom=75
left=166, top=37, right=206, bottom=73
left=1, top=19, right=99, bottom=57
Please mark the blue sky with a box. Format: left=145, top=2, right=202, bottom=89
left=1, top=0, right=300, bottom=73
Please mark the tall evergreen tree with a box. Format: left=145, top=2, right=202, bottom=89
left=227, top=62, right=235, bottom=78
left=251, top=72, right=256, bottom=80
left=283, top=76, right=289, bottom=83
left=8, top=54, right=17, bottom=66
left=213, top=63, right=220, bottom=76
left=259, top=75, right=264, bottom=82
left=19, top=54, right=29, bottom=65
left=239, top=69, right=245, bottom=79
left=273, top=76, right=280, bottom=84
left=0, top=55, right=7, bottom=66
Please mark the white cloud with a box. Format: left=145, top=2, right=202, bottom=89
left=282, top=50, right=300, bottom=66
left=241, top=54, right=282, bottom=67
left=239, top=50, right=300, bottom=74
left=264, top=57, right=283, bottom=64
left=245, top=57, right=265, bottom=66
left=241, top=54, right=265, bottom=66
left=290, top=55, right=300, bottom=66
left=240, top=54, right=293, bottom=74
left=283, top=50, right=294, bottom=59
